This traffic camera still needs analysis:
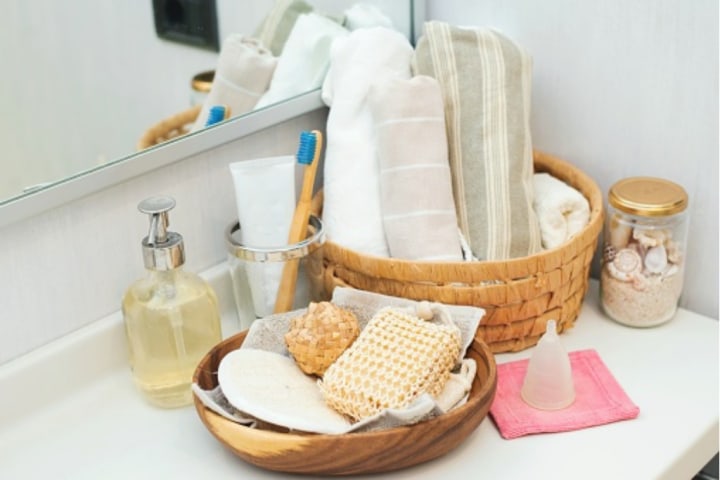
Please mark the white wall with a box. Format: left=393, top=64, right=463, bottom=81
left=426, top=0, right=718, bottom=318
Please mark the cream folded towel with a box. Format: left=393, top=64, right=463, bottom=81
left=254, top=13, right=348, bottom=110
left=368, top=75, right=462, bottom=261
left=412, top=22, right=542, bottom=260
left=533, top=172, right=590, bottom=249
left=192, top=35, right=277, bottom=131
left=321, top=27, right=414, bottom=257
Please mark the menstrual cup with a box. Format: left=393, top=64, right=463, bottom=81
left=520, top=319, right=575, bottom=410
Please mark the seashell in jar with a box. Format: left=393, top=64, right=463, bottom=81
left=632, top=228, right=668, bottom=248
left=666, top=240, right=683, bottom=264
left=607, top=248, right=643, bottom=282
left=609, top=214, right=633, bottom=249
left=663, top=264, right=680, bottom=278
left=644, top=245, right=668, bottom=274
left=603, top=245, right=617, bottom=263
left=627, top=241, right=647, bottom=260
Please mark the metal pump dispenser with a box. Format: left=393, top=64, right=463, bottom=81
left=123, top=195, right=222, bottom=408
left=139, top=196, right=185, bottom=271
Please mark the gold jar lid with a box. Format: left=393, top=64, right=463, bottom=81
left=191, top=70, right=215, bottom=93
left=608, top=177, right=688, bottom=217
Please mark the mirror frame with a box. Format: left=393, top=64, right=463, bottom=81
left=0, top=1, right=424, bottom=229
left=0, top=91, right=323, bottom=228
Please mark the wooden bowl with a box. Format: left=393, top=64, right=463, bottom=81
left=192, top=331, right=497, bottom=476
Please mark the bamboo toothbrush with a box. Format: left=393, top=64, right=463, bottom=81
left=205, top=105, right=231, bottom=127
left=273, top=130, right=323, bottom=313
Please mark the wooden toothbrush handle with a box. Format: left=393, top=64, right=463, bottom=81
left=273, top=133, right=322, bottom=313
left=274, top=259, right=302, bottom=314
left=273, top=202, right=310, bottom=314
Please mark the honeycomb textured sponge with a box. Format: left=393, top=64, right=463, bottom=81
left=318, top=307, right=461, bottom=421
left=285, top=301, right=360, bottom=376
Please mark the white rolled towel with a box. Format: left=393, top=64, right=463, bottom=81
left=321, top=27, right=414, bottom=257
left=532, top=172, right=590, bottom=249
left=343, top=3, right=394, bottom=31
left=192, top=35, right=277, bottom=131
left=254, top=13, right=348, bottom=110
left=369, top=75, right=462, bottom=261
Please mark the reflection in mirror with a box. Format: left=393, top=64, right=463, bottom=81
left=0, top=0, right=414, bottom=209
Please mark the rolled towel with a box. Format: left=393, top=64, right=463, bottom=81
left=343, top=3, right=394, bottom=31
left=412, top=22, right=542, bottom=260
left=254, top=13, right=348, bottom=110
left=321, top=27, right=413, bottom=257
left=368, top=75, right=462, bottom=261
left=192, top=35, right=277, bottom=131
left=253, top=0, right=313, bottom=56
left=533, top=172, right=590, bottom=249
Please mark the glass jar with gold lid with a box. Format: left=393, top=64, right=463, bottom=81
left=600, top=177, right=689, bottom=327
left=190, top=70, right=214, bottom=106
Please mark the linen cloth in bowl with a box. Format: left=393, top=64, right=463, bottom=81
left=193, top=287, right=485, bottom=434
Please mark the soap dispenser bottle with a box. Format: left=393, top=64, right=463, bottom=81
left=122, top=196, right=222, bottom=408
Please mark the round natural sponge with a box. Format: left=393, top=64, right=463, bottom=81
left=285, top=301, right=360, bottom=376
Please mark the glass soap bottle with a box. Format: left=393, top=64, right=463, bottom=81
left=122, top=196, right=222, bottom=408
left=600, top=177, right=689, bottom=327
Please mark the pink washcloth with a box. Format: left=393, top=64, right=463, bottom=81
left=489, top=349, right=640, bottom=439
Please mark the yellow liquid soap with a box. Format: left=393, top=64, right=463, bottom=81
left=122, top=269, right=222, bottom=408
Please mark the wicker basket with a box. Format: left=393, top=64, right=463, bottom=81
left=136, top=105, right=200, bottom=150
left=308, top=150, right=604, bottom=353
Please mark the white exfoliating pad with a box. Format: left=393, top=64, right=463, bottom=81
left=217, top=348, right=351, bottom=434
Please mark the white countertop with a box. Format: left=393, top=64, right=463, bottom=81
left=0, top=265, right=717, bottom=480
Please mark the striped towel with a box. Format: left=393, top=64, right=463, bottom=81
left=368, top=75, right=463, bottom=261
left=412, top=22, right=542, bottom=260
left=254, top=0, right=313, bottom=56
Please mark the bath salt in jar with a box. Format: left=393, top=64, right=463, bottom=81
left=600, top=177, right=689, bottom=327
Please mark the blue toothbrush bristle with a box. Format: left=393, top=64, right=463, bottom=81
left=296, top=131, right=317, bottom=165
left=205, top=105, right=227, bottom=127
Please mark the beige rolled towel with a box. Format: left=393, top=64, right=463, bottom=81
left=192, top=35, right=277, bottom=131
left=368, top=75, right=463, bottom=261
left=412, top=22, right=542, bottom=260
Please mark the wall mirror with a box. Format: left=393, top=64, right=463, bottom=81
left=0, top=0, right=421, bottom=227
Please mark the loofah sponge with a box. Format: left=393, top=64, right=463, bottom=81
left=285, top=301, right=360, bottom=376
left=318, top=306, right=462, bottom=421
